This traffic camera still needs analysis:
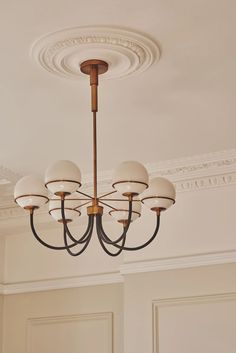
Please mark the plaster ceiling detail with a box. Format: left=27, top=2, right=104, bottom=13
left=0, top=149, right=235, bottom=223
left=31, top=26, right=160, bottom=80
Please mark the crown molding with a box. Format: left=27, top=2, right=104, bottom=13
left=0, top=250, right=235, bottom=295
left=0, top=166, right=20, bottom=185
left=82, top=149, right=236, bottom=194
left=120, top=250, right=236, bottom=275
left=1, top=272, right=123, bottom=295
left=0, top=149, right=236, bottom=221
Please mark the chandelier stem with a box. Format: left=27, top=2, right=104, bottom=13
left=80, top=59, right=108, bottom=207
left=90, top=64, right=99, bottom=204
left=93, top=110, right=98, bottom=203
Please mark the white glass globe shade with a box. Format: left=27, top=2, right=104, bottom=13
left=14, top=175, right=49, bottom=209
left=49, top=194, right=81, bottom=222
left=108, top=195, right=141, bottom=223
left=45, top=160, right=81, bottom=195
left=113, top=161, right=149, bottom=195
left=141, top=177, right=175, bottom=211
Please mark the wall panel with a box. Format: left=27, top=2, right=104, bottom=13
left=0, top=295, right=3, bottom=353
left=124, top=264, right=236, bottom=353
left=27, top=313, right=113, bottom=353
left=2, top=284, right=122, bottom=353
left=153, top=294, right=236, bottom=353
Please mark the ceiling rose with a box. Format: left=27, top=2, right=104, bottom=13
left=31, top=26, right=160, bottom=80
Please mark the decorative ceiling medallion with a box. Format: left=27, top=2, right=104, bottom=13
left=31, top=26, right=160, bottom=80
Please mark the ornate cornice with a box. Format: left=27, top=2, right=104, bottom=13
left=81, top=149, right=236, bottom=194
left=0, top=149, right=235, bottom=221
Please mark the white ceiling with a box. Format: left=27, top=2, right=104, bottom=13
left=0, top=0, right=235, bottom=178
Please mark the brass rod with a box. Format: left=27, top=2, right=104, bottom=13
left=98, top=198, right=140, bottom=202
left=76, top=190, right=93, bottom=199
left=74, top=200, right=92, bottom=209
left=93, top=110, right=98, bottom=203
left=99, top=190, right=117, bottom=199
left=49, top=198, right=90, bottom=201
left=99, top=200, right=118, bottom=211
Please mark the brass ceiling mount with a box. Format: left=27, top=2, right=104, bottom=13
left=80, top=59, right=109, bottom=76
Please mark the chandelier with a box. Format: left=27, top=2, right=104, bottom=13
left=14, top=59, right=176, bottom=256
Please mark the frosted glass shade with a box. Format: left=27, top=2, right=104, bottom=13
left=45, top=160, right=81, bottom=195
left=112, top=161, right=148, bottom=195
left=141, top=177, right=175, bottom=211
left=14, top=175, right=49, bottom=209
left=108, top=195, right=141, bottom=222
left=49, top=194, right=81, bottom=222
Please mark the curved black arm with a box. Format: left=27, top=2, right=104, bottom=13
left=61, top=199, right=92, bottom=244
left=30, top=210, right=94, bottom=250
left=97, top=213, right=160, bottom=251
left=96, top=215, right=127, bottom=257
left=63, top=216, right=94, bottom=256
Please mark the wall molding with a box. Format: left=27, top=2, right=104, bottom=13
left=152, top=292, right=236, bottom=353
left=0, top=272, right=123, bottom=295
left=0, top=149, right=236, bottom=221
left=120, top=250, right=236, bottom=275
left=0, top=250, right=236, bottom=295
left=27, top=312, right=113, bottom=353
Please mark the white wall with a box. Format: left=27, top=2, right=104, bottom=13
left=124, top=263, right=236, bottom=353
left=4, top=221, right=123, bottom=283
left=124, top=186, right=236, bottom=263
left=2, top=283, right=123, bottom=353
left=3, top=185, right=236, bottom=284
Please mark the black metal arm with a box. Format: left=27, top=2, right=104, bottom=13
left=30, top=209, right=94, bottom=251
left=97, top=212, right=160, bottom=251
left=61, top=199, right=93, bottom=244
left=63, top=218, right=94, bottom=256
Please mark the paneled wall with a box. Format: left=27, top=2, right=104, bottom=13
left=124, top=263, right=236, bottom=353
left=1, top=264, right=236, bottom=353
left=0, top=237, right=5, bottom=284
left=2, top=284, right=123, bottom=353
left=0, top=295, right=3, bottom=353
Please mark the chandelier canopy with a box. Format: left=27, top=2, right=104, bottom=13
left=14, top=59, right=176, bottom=256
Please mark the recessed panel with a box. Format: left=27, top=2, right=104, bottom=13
left=153, top=294, right=236, bottom=353
left=27, top=312, right=113, bottom=353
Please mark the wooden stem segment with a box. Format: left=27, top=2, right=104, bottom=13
left=90, top=65, right=98, bottom=112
